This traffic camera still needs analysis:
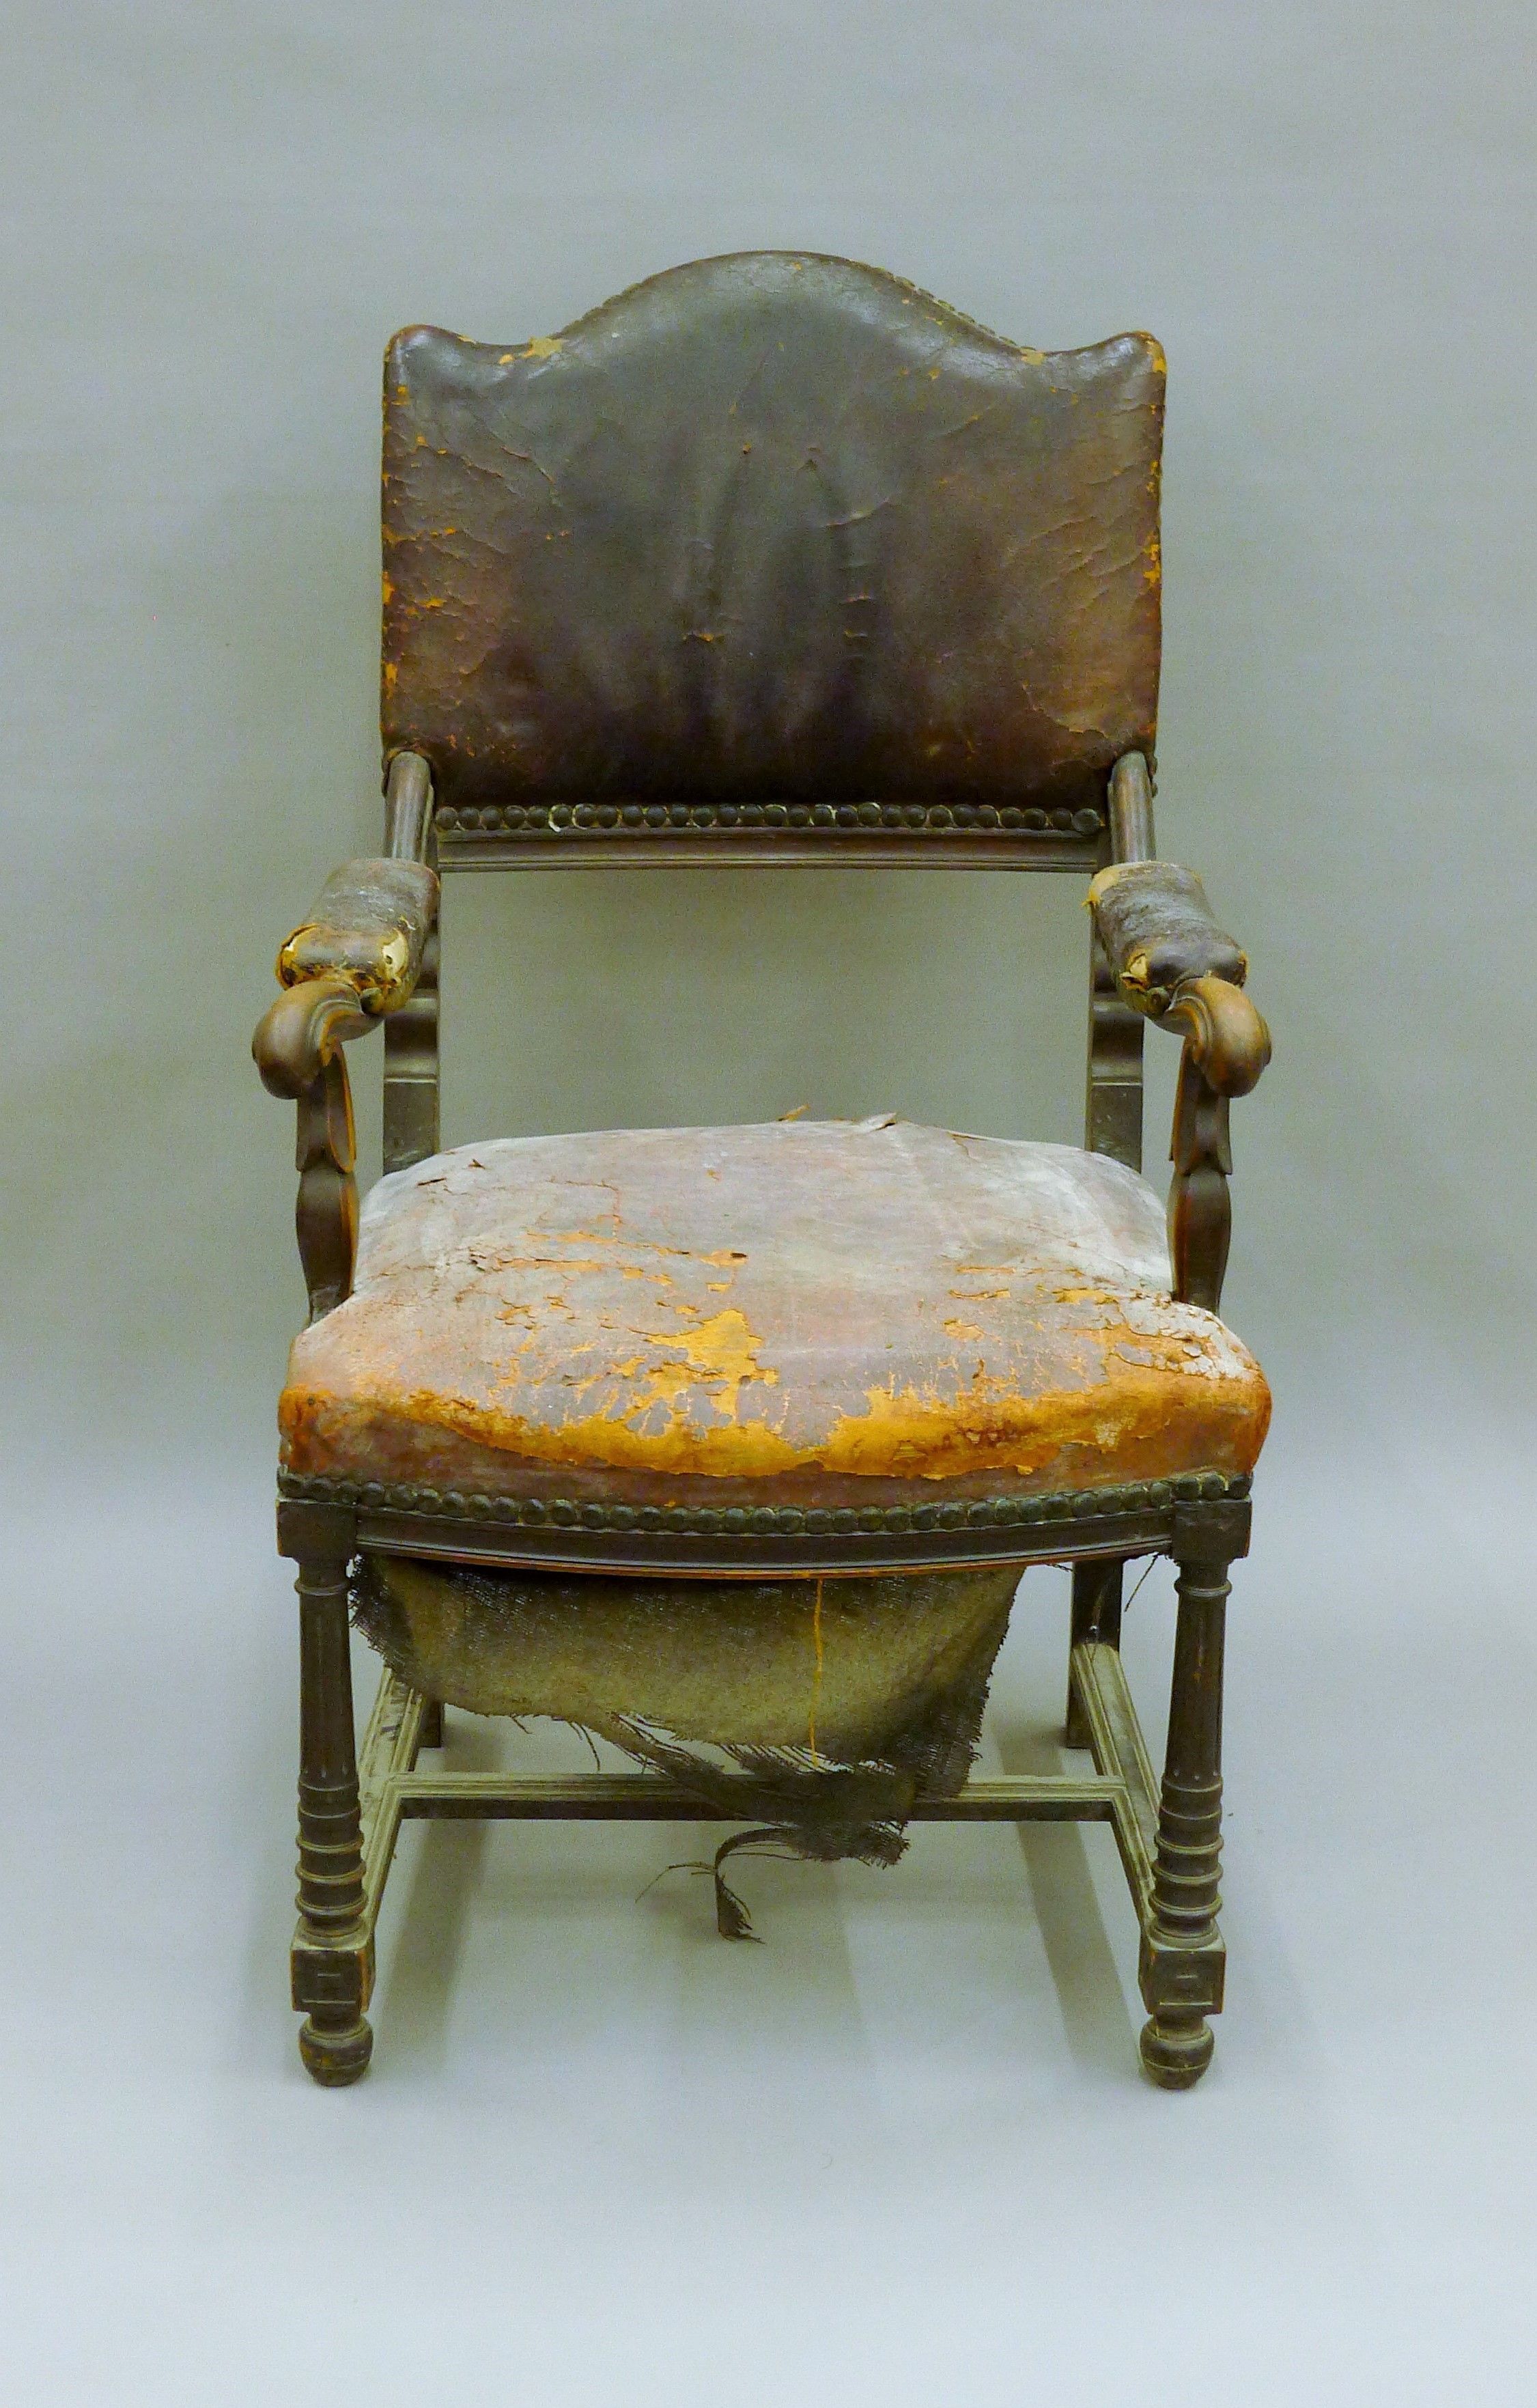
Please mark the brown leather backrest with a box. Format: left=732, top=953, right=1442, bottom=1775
left=382, top=253, right=1164, bottom=859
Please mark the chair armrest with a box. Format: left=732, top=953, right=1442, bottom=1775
left=1088, top=852, right=1272, bottom=1313
left=1088, top=860, right=1269, bottom=1096
left=1089, top=856, right=1245, bottom=1008
left=275, top=856, right=438, bottom=1013
left=255, top=852, right=436, bottom=1095
left=1161, top=971, right=1271, bottom=1099
left=252, top=851, right=438, bottom=1321
left=253, top=973, right=374, bottom=1100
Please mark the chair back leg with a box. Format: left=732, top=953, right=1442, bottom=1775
left=1065, top=1557, right=1125, bottom=1745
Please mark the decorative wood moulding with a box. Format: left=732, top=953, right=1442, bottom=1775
left=434, top=798, right=1106, bottom=839
left=279, top=1465, right=1247, bottom=1541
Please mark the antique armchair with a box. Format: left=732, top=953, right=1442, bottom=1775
left=254, top=253, right=1271, bottom=2091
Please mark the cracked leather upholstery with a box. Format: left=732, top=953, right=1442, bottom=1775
left=280, top=1118, right=1269, bottom=1509
left=276, top=857, right=438, bottom=1014
left=1088, top=858, right=1247, bottom=1016
left=381, top=251, right=1164, bottom=814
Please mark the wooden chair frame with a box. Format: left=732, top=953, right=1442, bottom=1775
left=262, top=746, right=1267, bottom=2090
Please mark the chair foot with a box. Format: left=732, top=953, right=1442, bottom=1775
left=299, top=2010, right=373, bottom=2086
left=1139, top=2011, right=1213, bottom=2090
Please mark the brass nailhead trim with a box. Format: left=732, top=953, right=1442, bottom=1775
left=279, top=1469, right=1250, bottom=1533
left=435, top=800, right=1104, bottom=839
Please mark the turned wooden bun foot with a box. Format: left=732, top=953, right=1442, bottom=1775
left=1139, top=2011, right=1214, bottom=2090
left=299, top=2012, right=373, bottom=2087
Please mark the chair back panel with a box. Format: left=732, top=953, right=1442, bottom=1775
left=382, top=253, right=1164, bottom=861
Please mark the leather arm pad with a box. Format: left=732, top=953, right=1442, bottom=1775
left=1088, top=860, right=1247, bottom=1016
left=275, top=857, right=438, bottom=1014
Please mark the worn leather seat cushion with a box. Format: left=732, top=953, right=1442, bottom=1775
left=280, top=1117, right=1269, bottom=1509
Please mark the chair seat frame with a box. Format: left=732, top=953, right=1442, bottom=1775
left=279, top=1459, right=1247, bottom=2093
left=263, top=711, right=1267, bottom=2093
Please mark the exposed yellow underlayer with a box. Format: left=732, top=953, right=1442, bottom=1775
left=282, top=1322, right=1270, bottom=1486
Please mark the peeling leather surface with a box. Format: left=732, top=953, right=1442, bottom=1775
left=381, top=252, right=1164, bottom=814
left=1089, top=858, right=1246, bottom=1013
left=280, top=1119, right=1269, bottom=1508
left=277, top=856, right=438, bottom=1013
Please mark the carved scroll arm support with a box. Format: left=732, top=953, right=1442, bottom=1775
left=1161, top=976, right=1270, bottom=1313
left=1088, top=843, right=1271, bottom=1315
left=254, top=977, right=373, bottom=1323
left=253, top=764, right=438, bottom=1324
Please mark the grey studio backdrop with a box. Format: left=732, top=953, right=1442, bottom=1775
left=3, top=5, right=1534, bottom=2404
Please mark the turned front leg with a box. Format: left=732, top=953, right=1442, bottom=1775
left=1139, top=1553, right=1230, bottom=2088
left=291, top=1535, right=373, bottom=2086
